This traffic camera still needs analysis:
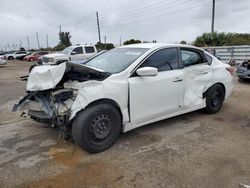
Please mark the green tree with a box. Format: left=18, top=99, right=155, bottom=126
left=194, top=32, right=250, bottom=47
left=53, top=44, right=66, bottom=51
left=180, top=41, right=187, bottom=44
left=59, top=31, right=72, bottom=47
left=95, top=42, right=115, bottom=51
left=123, top=39, right=141, bottom=45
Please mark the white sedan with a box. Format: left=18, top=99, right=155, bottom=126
left=0, top=56, right=6, bottom=65
left=13, top=43, right=233, bottom=153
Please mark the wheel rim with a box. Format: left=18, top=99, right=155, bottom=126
left=211, top=90, right=222, bottom=107
left=89, top=113, right=112, bottom=144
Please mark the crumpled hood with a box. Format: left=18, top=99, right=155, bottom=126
left=26, top=62, right=111, bottom=91
left=27, top=62, right=67, bottom=91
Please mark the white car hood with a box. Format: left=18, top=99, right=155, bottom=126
left=26, top=62, right=66, bottom=91
left=44, top=52, right=68, bottom=59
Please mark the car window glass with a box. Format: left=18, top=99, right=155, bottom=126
left=85, top=47, right=95, bottom=53
left=72, top=47, right=83, bottom=54
left=181, top=50, right=202, bottom=66
left=205, top=53, right=213, bottom=64
left=141, top=48, right=178, bottom=72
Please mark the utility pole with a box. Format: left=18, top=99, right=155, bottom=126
left=12, top=42, right=16, bottom=51
left=59, top=25, right=62, bottom=33
left=211, top=0, right=215, bottom=33
left=7, top=44, right=11, bottom=51
left=19, top=39, right=22, bottom=48
left=26, top=36, right=30, bottom=50
left=36, top=32, right=41, bottom=49
left=119, top=36, right=122, bottom=46
left=104, top=36, right=106, bottom=44
left=96, top=11, right=101, bottom=43
left=46, top=33, right=49, bottom=48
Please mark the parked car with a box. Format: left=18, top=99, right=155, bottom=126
left=41, top=45, right=97, bottom=65
left=13, top=43, right=233, bottom=153
left=0, top=55, right=6, bottom=65
left=16, top=52, right=32, bottom=60
left=24, top=51, right=49, bottom=61
left=237, top=59, right=250, bottom=81
left=5, top=51, right=29, bottom=60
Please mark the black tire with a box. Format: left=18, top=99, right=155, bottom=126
left=8, top=56, right=14, bottom=60
left=72, top=103, right=122, bottom=153
left=204, top=84, right=225, bottom=114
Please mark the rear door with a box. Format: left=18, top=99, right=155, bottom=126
left=84, top=46, right=96, bottom=59
left=180, top=48, right=213, bottom=109
left=128, top=48, right=184, bottom=125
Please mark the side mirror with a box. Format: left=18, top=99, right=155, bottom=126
left=71, top=51, right=77, bottom=55
left=136, top=67, right=158, bottom=77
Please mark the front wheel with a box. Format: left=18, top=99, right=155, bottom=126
left=72, top=103, right=122, bottom=153
left=204, top=84, right=225, bottom=114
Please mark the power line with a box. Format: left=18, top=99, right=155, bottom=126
left=101, top=0, right=214, bottom=31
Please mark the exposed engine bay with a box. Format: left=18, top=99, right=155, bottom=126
left=12, top=62, right=110, bottom=139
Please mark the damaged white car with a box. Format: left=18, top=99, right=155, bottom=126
left=13, top=43, right=233, bottom=153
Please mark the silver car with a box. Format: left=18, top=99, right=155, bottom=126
left=237, top=59, right=250, bottom=80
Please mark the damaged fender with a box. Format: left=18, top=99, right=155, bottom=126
left=63, top=79, right=130, bottom=124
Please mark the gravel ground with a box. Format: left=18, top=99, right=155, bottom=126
left=0, top=60, right=249, bottom=188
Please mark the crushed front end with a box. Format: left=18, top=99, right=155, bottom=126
left=12, top=62, right=110, bottom=139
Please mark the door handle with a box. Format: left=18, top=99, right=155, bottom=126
left=173, top=77, right=183, bottom=82
left=196, top=71, right=208, bottom=75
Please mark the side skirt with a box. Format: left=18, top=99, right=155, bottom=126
left=123, top=101, right=206, bottom=132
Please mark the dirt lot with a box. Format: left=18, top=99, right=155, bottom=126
left=0, top=60, right=250, bottom=188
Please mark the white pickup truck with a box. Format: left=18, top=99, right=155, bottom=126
left=41, top=45, right=97, bottom=64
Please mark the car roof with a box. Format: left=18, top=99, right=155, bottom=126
left=119, top=43, right=203, bottom=51
left=72, top=45, right=95, bottom=47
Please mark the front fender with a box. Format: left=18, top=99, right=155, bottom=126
left=67, top=80, right=129, bottom=123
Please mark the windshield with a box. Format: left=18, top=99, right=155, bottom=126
left=84, top=47, right=148, bottom=73
left=61, top=46, right=74, bottom=54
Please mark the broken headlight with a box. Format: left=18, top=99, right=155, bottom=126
left=50, top=89, right=77, bottom=116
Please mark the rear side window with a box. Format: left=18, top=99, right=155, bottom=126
left=85, top=47, right=95, bottom=53
left=205, top=53, right=213, bottom=64
left=141, top=48, right=178, bottom=72
left=181, top=49, right=202, bottom=66
left=72, top=47, right=83, bottom=54
left=16, top=52, right=25, bottom=54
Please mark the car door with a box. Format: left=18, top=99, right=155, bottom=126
left=84, top=46, right=96, bottom=59
left=128, top=48, right=184, bottom=125
left=70, top=46, right=84, bottom=61
left=180, top=48, right=213, bottom=109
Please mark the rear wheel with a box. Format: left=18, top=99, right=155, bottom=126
left=8, top=56, right=14, bottom=60
left=204, top=84, right=225, bottom=114
left=72, top=103, right=122, bottom=153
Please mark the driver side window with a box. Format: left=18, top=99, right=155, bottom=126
left=71, top=47, right=83, bottom=55
left=141, top=48, right=178, bottom=72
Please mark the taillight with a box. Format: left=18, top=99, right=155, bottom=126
left=226, top=67, right=235, bottom=75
